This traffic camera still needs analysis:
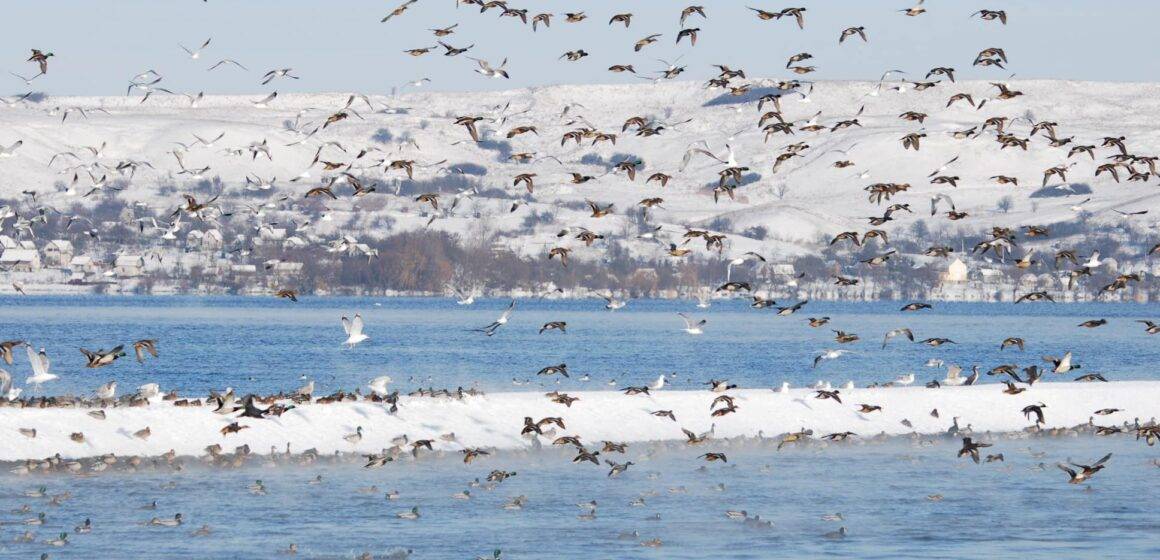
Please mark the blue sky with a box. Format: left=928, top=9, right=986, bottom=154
left=3, top=0, right=1158, bottom=96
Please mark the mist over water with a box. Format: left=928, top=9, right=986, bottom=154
left=1, top=435, right=1157, bottom=559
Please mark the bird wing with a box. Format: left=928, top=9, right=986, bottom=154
left=1092, top=452, right=1112, bottom=467
left=498, top=300, right=516, bottom=322
left=27, top=346, right=45, bottom=376
left=341, top=316, right=352, bottom=335
left=677, top=313, right=693, bottom=328
left=350, top=314, right=365, bottom=336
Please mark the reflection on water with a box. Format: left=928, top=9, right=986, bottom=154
left=0, top=434, right=1158, bottom=559
left=2, top=296, right=1159, bottom=397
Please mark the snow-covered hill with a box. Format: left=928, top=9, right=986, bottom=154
left=1, top=79, right=1158, bottom=262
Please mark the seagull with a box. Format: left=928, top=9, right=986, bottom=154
left=882, top=328, right=914, bottom=348
left=1081, top=252, right=1104, bottom=268
left=341, top=314, right=369, bottom=348
left=95, top=381, right=117, bottom=400
left=942, top=365, right=966, bottom=386
left=207, top=59, right=248, bottom=71
left=251, top=91, right=277, bottom=108
left=475, top=300, right=516, bottom=336
left=453, top=286, right=476, bottom=305
left=261, top=68, right=299, bottom=85
left=930, top=193, right=955, bottom=216
left=678, top=313, right=706, bottom=335
left=180, top=38, right=212, bottom=60
left=470, top=57, right=509, bottom=79
left=24, top=346, right=57, bottom=391
left=0, top=140, right=23, bottom=158
left=813, top=349, right=850, bottom=368
left=602, top=294, right=627, bottom=310
left=0, top=368, right=22, bottom=400
left=137, top=383, right=160, bottom=400
left=368, top=376, right=393, bottom=396
left=695, top=289, right=712, bottom=309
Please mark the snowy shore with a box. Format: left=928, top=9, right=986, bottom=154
left=2, top=382, right=1157, bottom=462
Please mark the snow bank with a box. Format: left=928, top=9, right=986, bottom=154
left=1, top=382, right=1156, bottom=461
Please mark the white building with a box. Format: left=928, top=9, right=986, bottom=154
left=69, top=255, right=100, bottom=274
left=114, top=255, right=145, bottom=277
left=43, top=240, right=75, bottom=267
left=942, top=258, right=968, bottom=283
left=269, top=261, right=304, bottom=275
left=0, top=248, right=41, bottom=271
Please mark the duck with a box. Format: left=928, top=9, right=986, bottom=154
left=81, top=345, right=125, bottom=368
left=148, top=513, right=184, bottom=527
left=1058, top=453, right=1112, bottom=483
left=132, top=339, right=159, bottom=363
left=0, top=340, right=25, bottom=365
left=958, top=437, right=992, bottom=463
left=344, top=427, right=364, bottom=444
left=1044, top=351, right=1079, bottom=373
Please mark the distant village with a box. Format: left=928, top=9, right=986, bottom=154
left=1, top=229, right=1156, bottom=303
left=0, top=230, right=302, bottom=296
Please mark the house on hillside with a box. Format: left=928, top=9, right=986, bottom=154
left=68, top=255, right=101, bottom=274
left=187, top=229, right=225, bottom=252
left=43, top=240, right=75, bottom=267
left=0, top=248, right=40, bottom=271
left=114, top=255, right=145, bottom=277
left=265, top=260, right=304, bottom=277
left=940, top=258, right=968, bottom=284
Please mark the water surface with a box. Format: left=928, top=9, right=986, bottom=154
left=1, top=296, right=1157, bottom=396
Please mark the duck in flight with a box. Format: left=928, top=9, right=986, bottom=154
left=1058, top=453, right=1112, bottom=484
left=81, top=346, right=126, bottom=368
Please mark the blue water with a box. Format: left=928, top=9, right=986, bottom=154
left=1, top=296, right=1158, bottom=396
left=0, top=435, right=1157, bottom=559
left=2, top=296, right=1159, bottom=558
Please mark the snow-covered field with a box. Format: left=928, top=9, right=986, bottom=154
left=2, top=79, right=1158, bottom=260
left=2, top=381, right=1155, bottom=462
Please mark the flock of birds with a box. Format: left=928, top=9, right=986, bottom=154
left=2, top=1, right=1159, bottom=557
left=1, top=291, right=1158, bottom=553
left=0, top=2, right=1157, bottom=304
